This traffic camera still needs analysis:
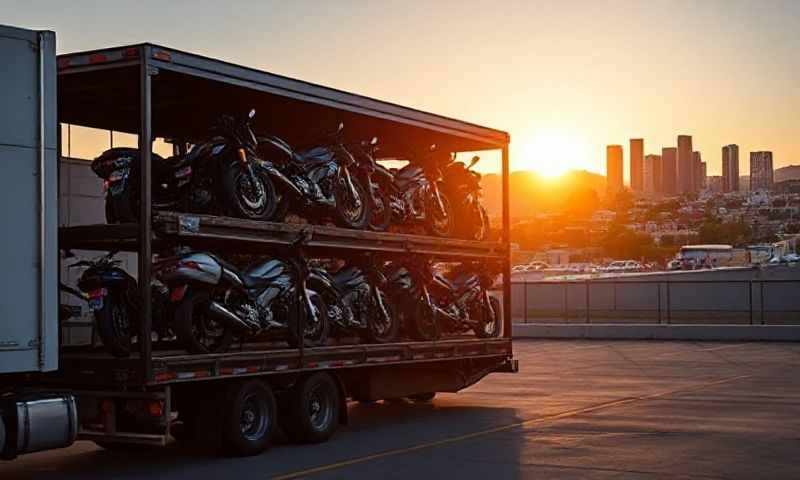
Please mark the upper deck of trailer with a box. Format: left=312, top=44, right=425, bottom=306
left=57, top=43, right=509, bottom=157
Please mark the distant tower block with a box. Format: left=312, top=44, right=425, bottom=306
left=750, top=151, right=774, bottom=191
left=661, top=147, right=678, bottom=195
left=693, top=151, right=703, bottom=192
left=606, top=145, right=624, bottom=196
left=722, top=144, right=739, bottom=192
left=630, top=138, right=644, bottom=192
left=643, top=154, right=662, bottom=196
left=677, top=135, right=693, bottom=193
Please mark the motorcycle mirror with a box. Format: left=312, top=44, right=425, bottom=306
left=370, top=136, right=378, bottom=146
left=337, top=122, right=344, bottom=132
left=248, top=108, right=256, bottom=120
left=469, top=155, right=480, bottom=168
left=429, top=144, right=437, bottom=152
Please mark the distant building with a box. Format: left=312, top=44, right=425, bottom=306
left=643, top=154, right=662, bottom=196
left=662, top=147, right=678, bottom=195
left=606, top=145, right=624, bottom=195
left=750, top=151, right=774, bottom=191
left=722, top=144, right=739, bottom=192
left=630, top=138, right=644, bottom=192
left=692, top=151, right=703, bottom=191
left=677, top=135, right=693, bottom=193
left=700, top=161, right=707, bottom=189
left=708, top=175, right=723, bottom=193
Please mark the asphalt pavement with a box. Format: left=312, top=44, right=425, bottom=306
left=2, top=339, right=798, bottom=479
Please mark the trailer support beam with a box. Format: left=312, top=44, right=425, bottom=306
left=501, top=145, right=511, bottom=340
left=138, top=47, right=153, bottom=383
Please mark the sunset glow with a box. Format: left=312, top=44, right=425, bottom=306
left=521, top=129, right=591, bottom=178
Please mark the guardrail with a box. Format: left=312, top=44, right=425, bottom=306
left=512, top=279, right=800, bottom=325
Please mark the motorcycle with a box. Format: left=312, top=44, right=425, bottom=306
left=392, top=145, right=454, bottom=237
left=62, top=250, right=171, bottom=357
left=156, top=241, right=329, bottom=354
left=349, top=137, right=392, bottom=232
left=429, top=262, right=502, bottom=338
left=386, top=260, right=501, bottom=341
left=257, top=123, right=372, bottom=229
left=441, top=155, right=490, bottom=241
left=307, top=258, right=399, bottom=343
left=91, top=109, right=287, bottom=223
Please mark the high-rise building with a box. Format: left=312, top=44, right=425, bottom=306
left=700, top=161, right=707, bottom=190
left=692, top=151, right=703, bottom=192
left=662, top=147, right=678, bottom=195
left=677, top=135, right=693, bottom=193
left=750, top=151, right=774, bottom=191
left=630, top=138, right=644, bottom=192
left=722, top=144, right=739, bottom=192
left=606, top=145, right=624, bottom=196
left=643, top=154, right=662, bottom=196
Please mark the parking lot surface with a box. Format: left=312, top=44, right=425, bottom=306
left=2, top=339, right=798, bottom=479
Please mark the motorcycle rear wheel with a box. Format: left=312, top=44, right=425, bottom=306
left=288, top=291, right=330, bottom=348
left=367, top=289, right=399, bottom=343
left=174, top=288, right=234, bottom=354
left=94, top=291, right=133, bottom=358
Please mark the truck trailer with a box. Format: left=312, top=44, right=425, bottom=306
left=0, top=24, right=514, bottom=459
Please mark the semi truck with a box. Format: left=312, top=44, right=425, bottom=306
left=0, top=24, right=514, bottom=459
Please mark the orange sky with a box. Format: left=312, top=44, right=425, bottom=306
left=6, top=0, right=799, bottom=179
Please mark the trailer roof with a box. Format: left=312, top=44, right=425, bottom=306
left=57, top=44, right=509, bottom=156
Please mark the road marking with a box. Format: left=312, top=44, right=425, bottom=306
left=271, top=374, right=750, bottom=480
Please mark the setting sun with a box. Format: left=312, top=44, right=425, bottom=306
left=521, top=129, right=591, bottom=178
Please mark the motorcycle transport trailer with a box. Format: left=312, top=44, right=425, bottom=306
left=0, top=24, right=515, bottom=459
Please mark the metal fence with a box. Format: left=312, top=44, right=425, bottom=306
left=512, top=279, right=800, bottom=325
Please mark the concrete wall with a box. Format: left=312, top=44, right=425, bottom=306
left=513, top=266, right=800, bottom=325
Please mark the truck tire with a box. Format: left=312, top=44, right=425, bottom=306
left=221, top=380, right=277, bottom=457
left=282, top=372, right=340, bottom=444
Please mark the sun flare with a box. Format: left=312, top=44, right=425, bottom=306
left=521, top=129, right=590, bottom=179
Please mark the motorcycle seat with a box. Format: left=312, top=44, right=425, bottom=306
left=242, top=259, right=289, bottom=289
left=293, top=146, right=335, bottom=166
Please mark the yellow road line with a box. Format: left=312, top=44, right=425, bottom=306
left=272, top=374, right=750, bottom=480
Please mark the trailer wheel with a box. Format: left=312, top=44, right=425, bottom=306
left=283, top=372, right=340, bottom=444
left=221, top=380, right=277, bottom=457
left=408, top=392, right=436, bottom=403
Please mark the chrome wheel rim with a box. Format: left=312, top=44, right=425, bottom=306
left=308, top=385, right=333, bottom=431
left=240, top=393, right=269, bottom=441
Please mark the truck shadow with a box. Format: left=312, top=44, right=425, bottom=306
left=0, top=398, right=527, bottom=480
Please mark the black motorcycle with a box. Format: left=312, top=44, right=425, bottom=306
left=392, top=145, right=454, bottom=237
left=257, top=124, right=372, bottom=230
left=62, top=250, right=171, bottom=357
left=307, top=259, right=399, bottom=343
left=349, top=137, right=392, bottom=232
left=156, top=247, right=329, bottom=354
left=385, top=260, right=440, bottom=341
left=429, top=263, right=502, bottom=338
left=442, top=155, right=490, bottom=241
left=91, top=109, right=286, bottom=223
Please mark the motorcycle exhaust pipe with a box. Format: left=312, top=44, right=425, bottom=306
left=208, top=301, right=258, bottom=332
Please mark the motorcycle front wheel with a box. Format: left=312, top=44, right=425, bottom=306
left=425, top=191, right=454, bottom=238
left=174, top=288, right=234, bottom=354
left=95, top=291, right=133, bottom=358
left=475, top=296, right=502, bottom=338
left=366, top=289, right=399, bottom=343
left=333, top=175, right=372, bottom=230
left=402, top=299, right=440, bottom=341
left=288, top=291, right=330, bottom=348
left=222, top=162, right=280, bottom=221
left=367, top=186, right=392, bottom=232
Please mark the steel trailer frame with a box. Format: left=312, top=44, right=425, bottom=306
left=55, top=43, right=512, bottom=387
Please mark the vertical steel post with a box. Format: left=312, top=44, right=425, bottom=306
left=585, top=280, right=590, bottom=323
left=760, top=281, right=765, bottom=325
left=563, top=283, right=568, bottom=323
left=666, top=281, right=671, bottom=324
left=501, top=145, right=511, bottom=338
left=748, top=280, right=753, bottom=325
left=523, top=281, right=528, bottom=324
left=138, top=47, right=153, bottom=383
left=657, top=282, right=662, bottom=324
